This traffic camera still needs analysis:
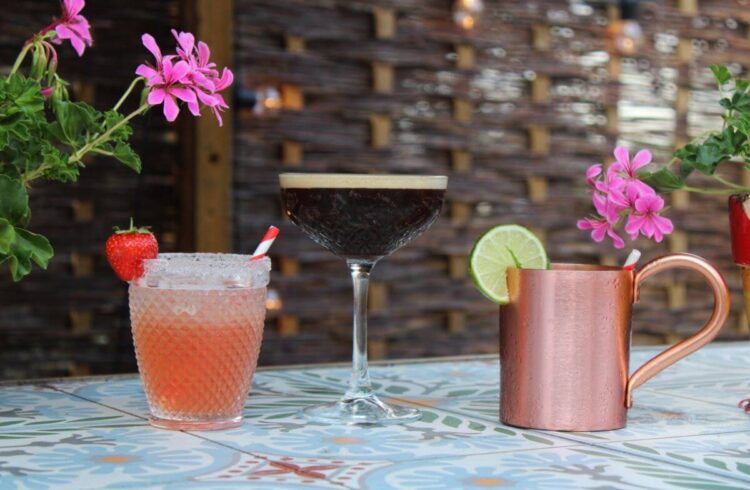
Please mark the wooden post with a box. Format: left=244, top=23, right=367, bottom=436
left=183, top=0, right=234, bottom=252
left=666, top=2, right=698, bottom=312
left=528, top=25, right=551, bottom=205
left=373, top=7, right=396, bottom=39
left=447, top=46, right=477, bottom=333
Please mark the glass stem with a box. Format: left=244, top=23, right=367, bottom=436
left=344, top=260, right=375, bottom=399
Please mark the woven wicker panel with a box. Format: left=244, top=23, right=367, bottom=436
left=234, top=0, right=750, bottom=367
left=0, top=1, right=181, bottom=379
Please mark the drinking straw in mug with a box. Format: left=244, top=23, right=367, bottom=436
left=623, top=249, right=641, bottom=270
left=251, top=226, right=280, bottom=260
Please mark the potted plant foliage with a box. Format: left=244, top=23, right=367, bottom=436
left=0, top=0, right=233, bottom=281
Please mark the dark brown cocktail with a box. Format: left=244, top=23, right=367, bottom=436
left=281, top=183, right=445, bottom=261
left=279, top=173, right=447, bottom=426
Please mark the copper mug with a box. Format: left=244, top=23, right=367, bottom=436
left=500, top=253, right=730, bottom=431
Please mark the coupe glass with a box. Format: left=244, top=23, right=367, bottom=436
left=280, top=173, right=447, bottom=425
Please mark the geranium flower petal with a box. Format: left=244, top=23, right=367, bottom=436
left=141, top=34, right=162, bottom=62
left=654, top=215, right=674, bottom=234
left=607, top=228, right=625, bottom=249
left=170, top=87, right=197, bottom=103
left=577, top=219, right=594, bottom=230
left=187, top=100, right=201, bottom=116
left=135, top=64, right=158, bottom=79
left=64, top=0, right=85, bottom=17
left=631, top=149, right=653, bottom=171
left=147, top=89, right=166, bottom=105
left=614, top=146, right=630, bottom=167
left=591, top=224, right=607, bottom=242
left=163, top=95, right=179, bottom=122
left=169, top=61, right=191, bottom=82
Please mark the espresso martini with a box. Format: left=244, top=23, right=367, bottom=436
left=279, top=173, right=447, bottom=426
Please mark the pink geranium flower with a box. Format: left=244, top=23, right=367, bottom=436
left=611, top=146, right=655, bottom=196
left=578, top=146, right=673, bottom=250
left=145, top=58, right=196, bottom=122
left=137, top=32, right=233, bottom=126
left=52, top=0, right=92, bottom=56
left=577, top=217, right=625, bottom=249
left=625, top=194, right=674, bottom=242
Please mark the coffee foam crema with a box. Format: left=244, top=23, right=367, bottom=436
left=279, top=173, right=448, bottom=190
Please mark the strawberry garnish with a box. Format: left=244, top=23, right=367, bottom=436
left=105, top=219, right=158, bottom=282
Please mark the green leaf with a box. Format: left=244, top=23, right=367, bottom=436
left=0, top=174, right=30, bottom=225
left=710, top=64, right=732, bottom=85
left=104, top=110, right=133, bottom=141
left=0, top=218, right=15, bottom=254
left=112, top=141, right=141, bottom=173
left=52, top=99, right=99, bottom=145
left=639, top=168, right=685, bottom=192
left=7, top=246, right=32, bottom=281
left=14, top=228, right=53, bottom=269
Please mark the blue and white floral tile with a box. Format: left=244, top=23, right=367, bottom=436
left=47, top=377, right=151, bottom=420
left=400, top=388, right=750, bottom=444
left=187, top=454, right=386, bottom=489
left=600, top=430, right=750, bottom=484
left=0, top=426, right=239, bottom=490
left=199, top=399, right=574, bottom=463
left=647, top=375, right=750, bottom=409
left=0, top=386, right=142, bottom=437
left=253, top=359, right=500, bottom=400
left=554, top=390, right=750, bottom=444
left=346, top=445, right=750, bottom=490
left=49, top=376, right=280, bottom=420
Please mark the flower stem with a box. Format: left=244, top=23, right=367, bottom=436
left=713, top=174, right=747, bottom=190
left=112, top=77, right=145, bottom=113
left=68, top=103, right=150, bottom=164
left=682, top=185, right=750, bottom=196
left=9, top=42, right=34, bottom=76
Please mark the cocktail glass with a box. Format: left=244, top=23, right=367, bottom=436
left=129, top=253, right=271, bottom=430
left=280, top=173, right=448, bottom=425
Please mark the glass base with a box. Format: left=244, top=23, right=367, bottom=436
left=149, top=415, right=242, bottom=431
left=301, top=393, right=421, bottom=426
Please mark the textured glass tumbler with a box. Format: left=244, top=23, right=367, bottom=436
left=129, top=254, right=270, bottom=430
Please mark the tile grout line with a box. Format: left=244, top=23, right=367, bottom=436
left=554, top=434, right=750, bottom=485
left=642, top=387, right=750, bottom=410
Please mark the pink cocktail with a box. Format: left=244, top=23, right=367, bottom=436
left=129, top=254, right=270, bottom=430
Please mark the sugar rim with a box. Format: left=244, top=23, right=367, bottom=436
left=142, top=253, right=271, bottom=270
left=279, top=173, right=448, bottom=190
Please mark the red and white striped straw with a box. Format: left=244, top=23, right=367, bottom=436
left=623, top=249, right=641, bottom=270
left=251, top=226, right=280, bottom=260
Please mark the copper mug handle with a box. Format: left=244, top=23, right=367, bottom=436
left=625, top=253, right=731, bottom=408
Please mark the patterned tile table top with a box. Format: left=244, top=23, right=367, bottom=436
left=2, top=342, right=750, bottom=489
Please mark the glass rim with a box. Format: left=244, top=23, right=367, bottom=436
left=279, top=173, right=448, bottom=190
